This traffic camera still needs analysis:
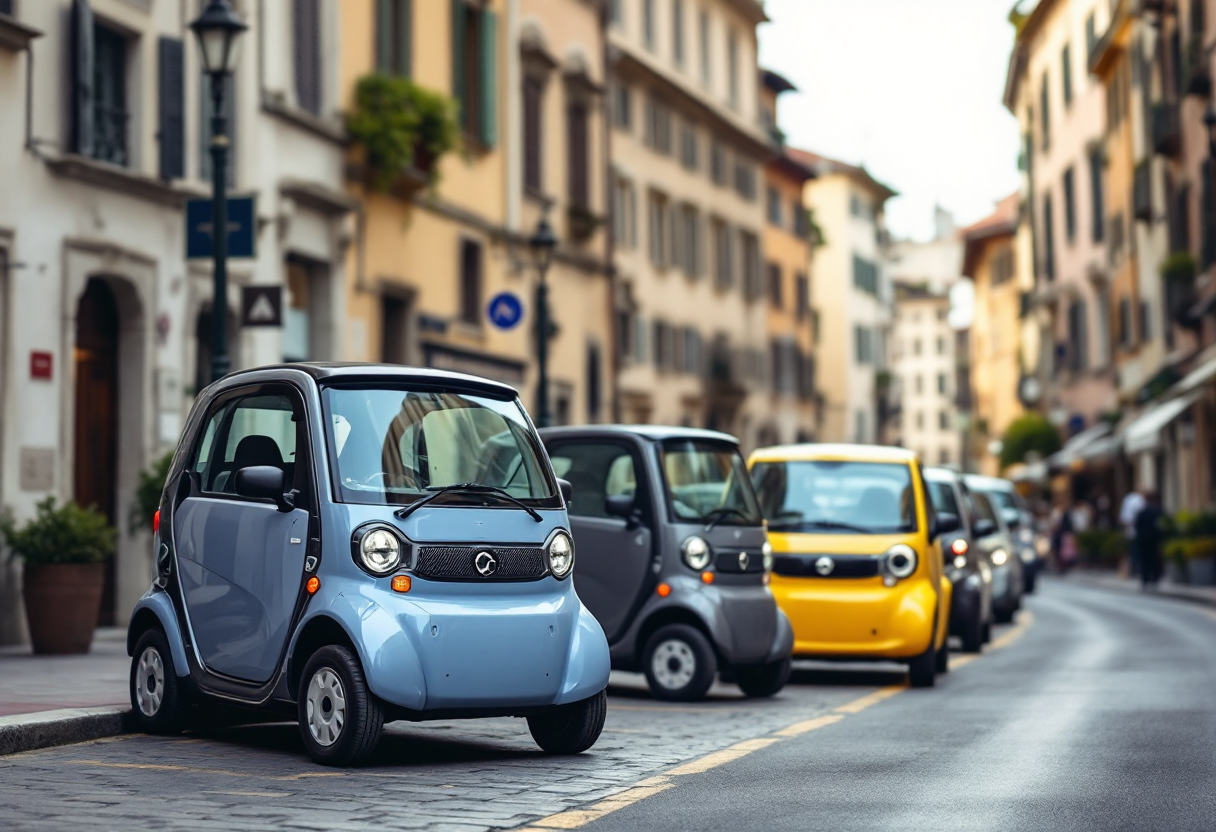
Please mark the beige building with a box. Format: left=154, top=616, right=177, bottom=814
left=791, top=149, right=896, bottom=444
left=607, top=0, right=773, bottom=445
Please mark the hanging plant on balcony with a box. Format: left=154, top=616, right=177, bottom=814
left=1160, top=251, right=1197, bottom=284
left=346, top=73, right=460, bottom=194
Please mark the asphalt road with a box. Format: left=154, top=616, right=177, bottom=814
left=1, top=578, right=1213, bottom=831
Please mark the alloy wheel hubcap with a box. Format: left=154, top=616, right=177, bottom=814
left=306, top=668, right=346, bottom=747
left=135, top=646, right=165, bottom=717
left=651, top=639, right=696, bottom=690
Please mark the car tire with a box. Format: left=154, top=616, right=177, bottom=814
left=994, top=606, right=1015, bottom=624
left=960, top=610, right=983, bottom=654
left=298, top=645, right=384, bottom=767
left=907, top=643, right=936, bottom=688
left=527, top=689, right=608, bottom=754
left=642, top=624, right=718, bottom=702
left=935, top=640, right=950, bottom=674
left=982, top=619, right=992, bottom=643
left=735, top=657, right=792, bottom=698
left=1024, top=570, right=1037, bottom=595
left=130, top=629, right=187, bottom=735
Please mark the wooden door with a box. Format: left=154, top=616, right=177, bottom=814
left=74, top=278, right=119, bottom=626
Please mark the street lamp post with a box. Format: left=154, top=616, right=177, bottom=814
left=529, top=216, right=558, bottom=428
left=191, top=0, right=247, bottom=383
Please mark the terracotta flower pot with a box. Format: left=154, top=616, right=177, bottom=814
left=22, top=563, right=105, bottom=654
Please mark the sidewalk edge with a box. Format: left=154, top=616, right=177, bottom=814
left=1066, top=573, right=1216, bottom=608
left=0, top=706, right=133, bottom=756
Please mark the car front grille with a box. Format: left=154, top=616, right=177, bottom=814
left=771, top=554, right=881, bottom=579
left=413, top=545, right=548, bottom=581
left=714, top=549, right=767, bottom=574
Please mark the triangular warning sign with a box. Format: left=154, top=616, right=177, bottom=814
left=248, top=293, right=276, bottom=323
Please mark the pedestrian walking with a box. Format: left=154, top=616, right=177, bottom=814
left=1052, top=501, right=1078, bottom=573
left=1134, top=491, right=1165, bottom=588
left=1119, top=488, right=1146, bottom=578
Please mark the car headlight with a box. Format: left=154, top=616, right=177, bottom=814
left=1018, top=528, right=1034, bottom=545
left=953, top=555, right=968, bottom=570
left=761, top=539, right=774, bottom=572
left=1018, top=547, right=1035, bottom=563
left=885, top=544, right=918, bottom=580
left=991, top=548, right=1009, bottom=566
left=357, top=526, right=403, bottom=576
left=547, top=531, right=575, bottom=579
left=682, top=535, right=712, bottom=571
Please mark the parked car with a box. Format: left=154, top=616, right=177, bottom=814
left=749, top=445, right=955, bottom=688
left=924, top=467, right=993, bottom=653
left=127, top=364, right=611, bottom=766
left=540, top=427, right=794, bottom=702
left=965, top=475, right=1042, bottom=593
left=964, top=479, right=1024, bottom=623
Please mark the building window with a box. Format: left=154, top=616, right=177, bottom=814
left=913, top=339, right=922, bottom=356
left=734, top=161, right=756, bottom=201
left=681, top=326, right=703, bottom=374
left=376, top=0, right=412, bottom=76
left=523, top=76, right=544, bottom=194
left=699, top=9, right=710, bottom=85
left=680, top=121, right=699, bottom=170
left=852, top=255, right=879, bottom=295
left=567, top=99, right=589, bottom=209
left=937, top=373, right=948, bottom=395
left=992, top=245, right=1014, bottom=284
left=939, top=449, right=951, bottom=465
left=642, top=0, right=655, bottom=51
left=459, top=239, right=483, bottom=325
left=1061, top=43, right=1072, bottom=108
left=452, top=0, right=498, bottom=146
left=939, top=411, right=949, bottom=430
left=1119, top=296, right=1134, bottom=349
left=1085, top=12, right=1097, bottom=55
left=1041, top=192, right=1056, bottom=280
left=91, top=22, right=130, bottom=166
left=612, top=175, right=637, bottom=249
left=727, top=28, right=739, bottom=108
left=855, top=411, right=868, bottom=443
left=915, top=375, right=923, bottom=395
left=653, top=320, right=676, bottom=371
left=1063, top=166, right=1076, bottom=243
left=672, top=0, right=685, bottom=67
left=1140, top=300, right=1153, bottom=342
left=676, top=203, right=702, bottom=277
left=741, top=231, right=761, bottom=301
left=1067, top=299, right=1088, bottom=372
left=713, top=218, right=734, bottom=290
left=767, top=263, right=783, bottom=308
left=710, top=140, right=729, bottom=186
left=293, top=0, right=323, bottom=115
left=1040, top=71, right=1050, bottom=150
left=648, top=190, right=672, bottom=268
left=854, top=326, right=873, bottom=364
left=796, top=273, right=809, bottom=319
left=767, top=186, right=783, bottom=226
left=612, top=83, right=632, bottom=131
left=936, top=337, right=945, bottom=355
left=644, top=95, right=673, bottom=155
left=1096, top=283, right=1112, bottom=367
left=610, top=0, right=623, bottom=28
left=916, top=412, right=925, bottom=430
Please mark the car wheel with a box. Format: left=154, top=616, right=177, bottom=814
left=982, top=619, right=992, bottom=643
left=994, top=605, right=1015, bottom=624
left=130, top=629, right=187, bottom=735
left=298, top=645, right=384, bottom=767
left=642, top=624, right=718, bottom=702
left=1024, top=570, right=1037, bottom=595
left=960, top=609, right=984, bottom=654
left=935, top=641, right=950, bottom=674
left=907, top=643, right=936, bottom=688
left=735, top=657, right=792, bottom=698
left=527, top=689, right=608, bottom=754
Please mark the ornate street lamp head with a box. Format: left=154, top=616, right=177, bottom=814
left=191, top=0, right=248, bottom=77
left=529, top=216, right=558, bottom=274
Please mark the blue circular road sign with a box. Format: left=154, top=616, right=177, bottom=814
left=487, top=292, right=524, bottom=330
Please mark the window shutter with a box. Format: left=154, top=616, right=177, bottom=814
left=293, top=0, right=322, bottom=115
left=377, top=0, right=393, bottom=73
left=157, top=37, right=185, bottom=181
left=400, top=0, right=413, bottom=77
left=71, top=0, right=94, bottom=157
left=0, top=0, right=14, bottom=16
left=450, top=0, right=465, bottom=105
left=479, top=9, right=498, bottom=147
left=568, top=102, right=588, bottom=209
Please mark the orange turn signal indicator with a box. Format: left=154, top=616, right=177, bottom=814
left=701, top=571, right=715, bottom=584
left=391, top=575, right=412, bottom=593
left=306, top=576, right=321, bottom=595
left=656, top=583, right=671, bottom=598
left=152, top=510, right=160, bottom=534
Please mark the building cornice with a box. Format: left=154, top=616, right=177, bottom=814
left=0, top=12, right=41, bottom=52
left=45, top=154, right=205, bottom=208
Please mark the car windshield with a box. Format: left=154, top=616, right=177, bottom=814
left=983, top=487, right=1020, bottom=512
left=659, top=440, right=762, bottom=525
left=322, top=386, right=556, bottom=507
left=751, top=460, right=918, bottom=534
left=926, top=480, right=962, bottom=519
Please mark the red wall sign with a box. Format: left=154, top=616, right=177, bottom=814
left=29, top=351, right=53, bottom=380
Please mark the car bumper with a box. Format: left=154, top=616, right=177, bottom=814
left=772, top=574, right=938, bottom=660
left=295, top=576, right=610, bottom=713
left=947, top=573, right=982, bottom=633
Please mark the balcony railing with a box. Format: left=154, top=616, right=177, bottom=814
left=1152, top=102, right=1181, bottom=158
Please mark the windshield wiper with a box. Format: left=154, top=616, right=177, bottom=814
left=797, top=519, right=875, bottom=535
left=701, top=506, right=752, bottom=531
left=394, top=483, right=544, bottom=522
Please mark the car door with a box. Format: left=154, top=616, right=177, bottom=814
left=174, top=386, right=311, bottom=684
left=547, top=439, right=654, bottom=644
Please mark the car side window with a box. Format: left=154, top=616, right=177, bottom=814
left=194, top=390, right=304, bottom=496
left=548, top=442, right=640, bottom=520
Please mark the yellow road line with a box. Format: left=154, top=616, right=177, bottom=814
left=773, top=713, right=845, bottom=737
left=833, top=684, right=907, bottom=714
left=527, top=779, right=677, bottom=829
left=664, top=737, right=781, bottom=776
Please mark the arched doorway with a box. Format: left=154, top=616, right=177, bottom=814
left=74, top=278, right=119, bottom=626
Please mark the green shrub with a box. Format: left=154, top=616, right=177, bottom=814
left=347, top=73, right=460, bottom=192
left=1075, top=529, right=1125, bottom=565
left=1, top=497, right=115, bottom=566
left=999, top=413, right=1061, bottom=470
left=129, top=452, right=174, bottom=535
left=1160, top=251, right=1198, bottom=284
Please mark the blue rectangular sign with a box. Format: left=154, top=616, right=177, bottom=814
left=186, top=196, right=257, bottom=260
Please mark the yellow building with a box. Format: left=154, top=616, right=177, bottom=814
left=962, top=195, right=1023, bottom=475
left=338, top=0, right=613, bottom=425
left=760, top=70, right=818, bottom=444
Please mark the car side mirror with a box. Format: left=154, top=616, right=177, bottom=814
left=235, top=466, right=295, bottom=512
left=605, top=494, right=636, bottom=520
left=1001, top=508, right=1021, bottom=528
left=974, top=518, right=996, bottom=537
left=557, top=478, right=574, bottom=505
left=934, top=512, right=961, bottom=538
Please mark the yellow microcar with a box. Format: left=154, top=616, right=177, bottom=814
left=748, top=444, right=954, bottom=687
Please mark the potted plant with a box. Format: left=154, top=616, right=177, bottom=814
left=0, top=497, right=116, bottom=654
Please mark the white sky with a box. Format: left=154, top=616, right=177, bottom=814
left=758, top=0, right=1023, bottom=242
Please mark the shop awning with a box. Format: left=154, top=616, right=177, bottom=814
left=1048, top=422, right=1113, bottom=469
left=1123, top=391, right=1203, bottom=455
left=1178, top=351, right=1216, bottom=394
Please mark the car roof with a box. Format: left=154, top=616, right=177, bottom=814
left=749, top=443, right=918, bottom=464
left=963, top=474, right=1015, bottom=491
left=221, top=362, right=520, bottom=400
left=539, top=425, right=740, bottom=445
left=923, top=466, right=962, bottom=483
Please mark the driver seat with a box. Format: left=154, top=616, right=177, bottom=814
left=221, top=435, right=284, bottom=493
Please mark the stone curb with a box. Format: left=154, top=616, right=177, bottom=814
left=0, top=706, right=133, bottom=757
left=1066, top=572, right=1216, bottom=608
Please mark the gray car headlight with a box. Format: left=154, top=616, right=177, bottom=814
left=885, top=544, right=918, bottom=580
left=991, top=548, right=1009, bottom=566
left=359, top=527, right=402, bottom=575
left=682, top=535, right=712, bottom=571
left=547, top=530, right=575, bottom=579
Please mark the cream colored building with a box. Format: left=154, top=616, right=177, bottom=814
left=791, top=149, right=896, bottom=444
left=608, top=0, right=772, bottom=446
